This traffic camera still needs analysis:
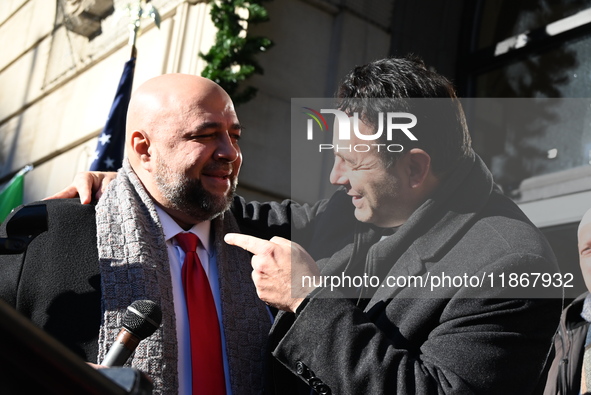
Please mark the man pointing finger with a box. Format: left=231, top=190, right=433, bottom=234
left=224, top=233, right=319, bottom=313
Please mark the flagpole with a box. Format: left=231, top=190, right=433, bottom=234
left=0, top=165, right=33, bottom=193
left=16, top=164, right=33, bottom=179
left=127, top=0, right=160, bottom=58
left=128, top=0, right=141, bottom=59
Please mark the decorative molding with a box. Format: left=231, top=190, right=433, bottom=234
left=63, top=0, right=115, bottom=38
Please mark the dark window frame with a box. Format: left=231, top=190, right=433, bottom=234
left=457, top=1, right=591, bottom=98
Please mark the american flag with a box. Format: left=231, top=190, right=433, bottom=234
left=90, top=57, right=136, bottom=171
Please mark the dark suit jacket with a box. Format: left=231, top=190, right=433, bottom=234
left=234, top=155, right=563, bottom=394
left=0, top=198, right=101, bottom=362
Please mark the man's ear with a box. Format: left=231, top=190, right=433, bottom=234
left=130, top=130, right=152, bottom=169
left=407, top=148, right=432, bottom=189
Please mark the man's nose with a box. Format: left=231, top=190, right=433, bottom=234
left=216, top=133, right=240, bottom=162
left=329, top=158, right=347, bottom=185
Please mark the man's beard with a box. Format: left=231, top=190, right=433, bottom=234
left=154, top=160, right=236, bottom=222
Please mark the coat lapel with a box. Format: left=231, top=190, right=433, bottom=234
left=365, top=154, right=495, bottom=310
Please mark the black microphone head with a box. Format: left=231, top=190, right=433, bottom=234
left=122, top=300, right=162, bottom=340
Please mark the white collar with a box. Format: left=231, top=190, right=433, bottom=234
left=154, top=205, right=212, bottom=254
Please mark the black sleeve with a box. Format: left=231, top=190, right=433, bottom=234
left=230, top=195, right=329, bottom=241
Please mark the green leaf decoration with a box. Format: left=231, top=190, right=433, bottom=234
left=200, top=0, right=274, bottom=105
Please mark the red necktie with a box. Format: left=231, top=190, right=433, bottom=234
left=175, top=232, right=226, bottom=395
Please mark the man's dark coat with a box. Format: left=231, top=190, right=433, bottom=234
left=235, top=155, right=563, bottom=394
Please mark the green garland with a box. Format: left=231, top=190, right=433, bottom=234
left=200, top=0, right=273, bottom=105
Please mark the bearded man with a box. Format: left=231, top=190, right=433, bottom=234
left=0, top=74, right=271, bottom=395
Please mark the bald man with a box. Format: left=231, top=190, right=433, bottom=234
left=0, top=74, right=271, bottom=395
left=544, top=209, right=591, bottom=394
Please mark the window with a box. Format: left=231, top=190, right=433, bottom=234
left=461, top=1, right=591, bottom=294
left=462, top=0, right=591, bottom=201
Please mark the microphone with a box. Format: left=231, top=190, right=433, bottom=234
left=101, top=300, right=162, bottom=367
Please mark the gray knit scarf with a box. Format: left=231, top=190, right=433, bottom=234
left=95, top=159, right=178, bottom=394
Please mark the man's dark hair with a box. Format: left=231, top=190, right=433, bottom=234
left=336, top=55, right=472, bottom=177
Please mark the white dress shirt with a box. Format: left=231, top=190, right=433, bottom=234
left=154, top=206, right=232, bottom=395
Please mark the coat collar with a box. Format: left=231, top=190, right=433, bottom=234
left=316, top=152, right=496, bottom=305
left=363, top=152, right=493, bottom=268
left=400, top=152, right=494, bottom=262
left=363, top=152, right=495, bottom=306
